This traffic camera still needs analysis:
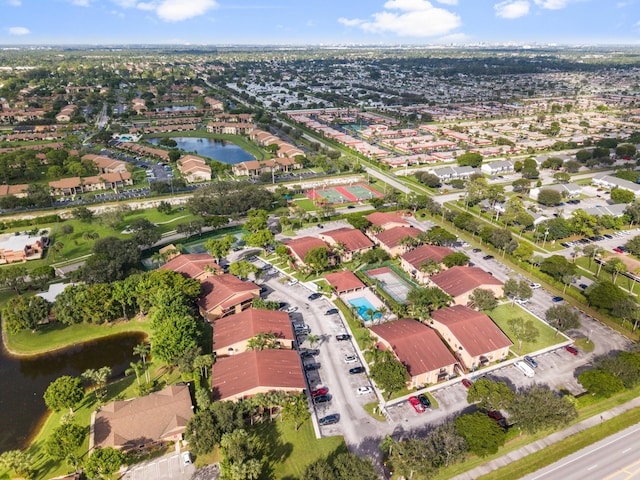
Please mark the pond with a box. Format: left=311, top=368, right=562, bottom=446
left=0, top=332, right=146, bottom=453
left=147, top=136, right=255, bottom=164
left=155, top=105, right=196, bottom=112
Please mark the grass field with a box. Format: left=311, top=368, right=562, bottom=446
left=293, top=198, right=317, bottom=212
left=488, top=303, right=562, bottom=355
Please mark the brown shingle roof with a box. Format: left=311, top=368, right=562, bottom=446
left=284, top=236, right=328, bottom=262
left=93, top=385, right=193, bottom=450
left=370, top=318, right=457, bottom=377
left=430, top=305, right=513, bottom=357
left=430, top=266, right=503, bottom=297
left=320, top=227, right=373, bottom=252
left=159, top=253, right=221, bottom=279
left=375, top=226, right=422, bottom=249
left=211, top=349, right=305, bottom=401
left=324, top=270, right=366, bottom=294
left=212, top=308, right=293, bottom=350
left=198, top=274, right=260, bottom=312
left=365, top=212, right=409, bottom=228
left=401, top=244, right=454, bottom=268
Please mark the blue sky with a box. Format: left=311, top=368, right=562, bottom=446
left=1, top=0, right=639, bottom=45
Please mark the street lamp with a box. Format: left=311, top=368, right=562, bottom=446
left=542, top=228, right=550, bottom=248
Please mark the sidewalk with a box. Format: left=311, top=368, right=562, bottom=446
left=451, top=395, right=640, bottom=480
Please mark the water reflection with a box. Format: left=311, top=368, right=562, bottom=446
left=147, top=136, right=255, bottom=164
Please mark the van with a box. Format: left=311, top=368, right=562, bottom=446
left=514, top=361, right=535, bottom=378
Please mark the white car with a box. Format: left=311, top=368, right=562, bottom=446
left=515, top=298, right=529, bottom=305
left=344, top=355, right=358, bottom=364
left=356, top=386, right=373, bottom=395
left=529, top=283, right=541, bottom=289
left=286, top=306, right=298, bottom=313
left=287, top=278, right=299, bottom=286
left=182, top=451, right=192, bottom=465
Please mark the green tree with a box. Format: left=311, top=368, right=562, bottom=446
left=43, top=376, right=84, bottom=414
left=442, top=252, right=469, bottom=268
left=2, top=295, right=50, bottom=334
left=304, top=247, right=329, bottom=275
left=508, top=386, right=577, bottom=434
left=244, top=209, right=269, bottom=233
left=545, top=304, right=580, bottom=332
left=587, top=281, right=627, bottom=311
left=229, top=260, right=259, bottom=279
left=84, top=447, right=125, bottom=480
left=604, top=258, right=627, bottom=282
left=302, top=458, right=337, bottom=480
left=205, top=235, right=235, bottom=262
left=333, top=452, right=379, bottom=480
left=455, top=412, right=506, bottom=457
left=45, top=422, right=86, bottom=461
left=508, top=317, right=540, bottom=350
left=536, top=189, right=563, bottom=206
left=244, top=229, right=275, bottom=248
left=130, top=217, right=161, bottom=247
left=0, top=264, right=27, bottom=294
left=0, top=450, right=34, bottom=479
left=281, top=393, right=310, bottom=431
left=578, top=369, right=625, bottom=397
left=540, top=255, right=576, bottom=281
left=469, top=288, right=498, bottom=311
left=467, top=379, right=514, bottom=411
left=72, top=206, right=94, bottom=222
left=81, top=366, right=112, bottom=400
left=457, top=152, right=483, bottom=168
left=610, top=188, right=635, bottom=204
left=370, top=353, right=407, bottom=399
left=30, top=264, right=55, bottom=290
left=219, top=429, right=263, bottom=480
left=407, top=287, right=451, bottom=315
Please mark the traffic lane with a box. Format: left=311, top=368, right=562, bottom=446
left=121, top=452, right=194, bottom=480
left=521, top=423, right=640, bottom=480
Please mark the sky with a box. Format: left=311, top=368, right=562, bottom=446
left=1, top=0, right=639, bottom=46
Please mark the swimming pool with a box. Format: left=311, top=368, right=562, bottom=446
left=349, top=297, right=382, bottom=322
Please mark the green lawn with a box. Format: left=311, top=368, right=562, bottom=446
left=4, top=318, right=152, bottom=356
left=487, top=303, right=562, bottom=355
left=294, top=198, right=317, bottom=212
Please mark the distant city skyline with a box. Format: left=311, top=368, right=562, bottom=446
left=1, top=0, right=639, bottom=46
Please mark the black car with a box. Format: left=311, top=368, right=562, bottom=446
left=347, top=205, right=356, bottom=209
left=336, top=334, right=351, bottom=341
left=318, top=414, right=340, bottom=426
left=417, top=393, right=431, bottom=409
left=300, top=349, right=320, bottom=358
left=325, top=308, right=339, bottom=315
left=472, top=248, right=482, bottom=253
left=313, top=394, right=331, bottom=404
left=552, top=296, right=564, bottom=303
left=349, top=366, right=365, bottom=374
left=483, top=255, right=494, bottom=260
left=304, top=363, right=320, bottom=371
left=308, top=293, right=322, bottom=301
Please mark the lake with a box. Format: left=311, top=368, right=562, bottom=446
left=147, top=136, right=255, bottom=164
left=0, top=332, right=146, bottom=453
left=155, top=105, right=196, bottom=112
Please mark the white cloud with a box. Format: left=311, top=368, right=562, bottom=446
left=339, top=0, right=461, bottom=37
left=435, top=0, right=458, bottom=4
left=8, top=26, right=30, bottom=35
left=111, top=0, right=217, bottom=21
left=533, top=0, right=570, bottom=9
left=67, top=0, right=93, bottom=6
left=495, top=0, right=530, bottom=18
left=7, top=0, right=22, bottom=6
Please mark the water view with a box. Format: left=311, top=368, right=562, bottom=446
left=0, top=332, right=145, bottom=453
left=147, top=136, right=255, bottom=164
left=154, top=105, right=196, bottom=112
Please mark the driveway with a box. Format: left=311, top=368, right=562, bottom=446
left=120, top=452, right=195, bottom=480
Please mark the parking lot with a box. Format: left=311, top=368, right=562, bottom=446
left=121, top=451, right=195, bottom=480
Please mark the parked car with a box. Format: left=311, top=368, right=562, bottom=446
left=308, top=293, right=322, bottom=300
left=356, top=386, right=373, bottom=395
left=349, top=366, right=365, bottom=375
left=523, top=355, right=538, bottom=368
left=417, top=393, right=431, bottom=409
left=325, top=308, right=339, bottom=315
left=336, top=334, right=351, bottom=341
left=462, top=378, right=473, bottom=389
left=472, top=248, right=482, bottom=253
left=313, top=394, right=331, bottom=404
left=311, top=387, right=328, bottom=397
left=304, top=363, right=320, bottom=371
left=488, top=411, right=507, bottom=427
left=286, top=306, right=298, bottom=313
left=552, top=296, right=564, bottom=303
left=408, top=396, right=425, bottom=413
left=613, top=247, right=624, bottom=254
left=483, top=255, right=495, bottom=260
left=530, top=283, right=541, bottom=289
left=579, top=283, right=588, bottom=290
left=515, top=298, right=529, bottom=305
left=565, top=345, right=579, bottom=355
left=344, top=355, right=358, bottom=364
left=514, top=360, right=535, bottom=378
left=182, top=452, right=192, bottom=465
left=318, top=414, right=339, bottom=426
left=300, top=349, right=320, bottom=358
left=287, top=279, right=299, bottom=286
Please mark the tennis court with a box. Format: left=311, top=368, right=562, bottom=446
left=306, top=183, right=382, bottom=205
left=365, top=266, right=414, bottom=303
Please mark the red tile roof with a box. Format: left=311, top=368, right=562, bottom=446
left=159, top=253, right=221, bottom=279
left=93, top=385, right=193, bottom=450
left=198, top=274, right=260, bottom=312
left=431, top=305, right=513, bottom=357
left=211, top=349, right=305, bottom=401
left=430, top=266, right=503, bottom=297
left=284, top=236, right=328, bottom=262
left=320, top=227, right=373, bottom=252
left=370, top=319, right=457, bottom=376
left=401, top=244, right=454, bottom=268
left=324, top=270, right=366, bottom=294
left=213, top=308, right=293, bottom=350
left=375, top=226, right=422, bottom=249
left=365, top=212, right=409, bottom=228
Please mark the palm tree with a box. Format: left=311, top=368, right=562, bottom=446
left=246, top=332, right=279, bottom=351
left=133, top=343, right=151, bottom=383
left=82, top=366, right=112, bottom=399
left=126, top=361, right=143, bottom=386
left=193, top=354, right=214, bottom=379
left=306, top=334, right=320, bottom=348
left=49, top=241, right=64, bottom=260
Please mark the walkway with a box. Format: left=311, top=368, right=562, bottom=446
left=451, top=395, right=640, bottom=480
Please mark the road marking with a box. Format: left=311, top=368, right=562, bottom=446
left=622, top=448, right=631, bottom=453
left=587, top=464, right=598, bottom=470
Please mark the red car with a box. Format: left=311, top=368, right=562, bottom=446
left=311, top=387, right=328, bottom=397
left=613, top=248, right=624, bottom=254
left=408, top=396, right=425, bottom=413
left=565, top=345, right=579, bottom=355
left=462, top=379, right=473, bottom=389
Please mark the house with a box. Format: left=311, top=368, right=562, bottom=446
left=176, top=155, right=212, bottom=183
left=430, top=166, right=478, bottom=181
left=213, top=308, right=294, bottom=358
left=481, top=160, right=514, bottom=176
left=91, top=385, right=193, bottom=452
left=158, top=253, right=221, bottom=281
left=430, top=305, right=512, bottom=370
left=82, top=154, right=128, bottom=173
left=530, top=183, right=582, bottom=201
left=365, top=212, right=410, bottom=230
left=592, top=174, right=640, bottom=197
left=232, top=158, right=302, bottom=177
left=583, top=204, right=628, bottom=217
left=55, top=104, right=76, bottom=123
left=211, top=349, right=305, bottom=401
left=197, top=274, right=261, bottom=321
left=430, top=266, right=504, bottom=305
left=324, top=270, right=366, bottom=295
left=0, top=184, right=28, bottom=198
left=400, top=244, right=455, bottom=283
left=370, top=318, right=458, bottom=388
left=319, top=227, right=373, bottom=262
left=283, top=236, right=330, bottom=267
left=372, top=226, right=423, bottom=257
left=48, top=173, right=133, bottom=196
left=0, top=231, right=45, bottom=264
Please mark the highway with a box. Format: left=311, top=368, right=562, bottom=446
left=522, top=422, right=640, bottom=480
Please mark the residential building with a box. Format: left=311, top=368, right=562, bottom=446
left=197, top=274, right=261, bottom=321
left=158, top=253, right=222, bottom=281
left=430, top=166, right=478, bottom=181
left=430, top=266, right=504, bottom=305
left=430, top=305, right=512, bottom=370
left=319, top=227, right=373, bottom=262
left=211, top=349, right=305, bottom=401
left=480, top=160, right=515, bottom=176
left=81, top=154, right=128, bottom=173
left=372, top=226, right=423, bottom=257
left=0, top=184, right=28, bottom=198
left=400, top=244, right=455, bottom=283
left=324, top=270, right=366, bottom=295
left=176, top=155, right=212, bottom=183
left=213, top=308, right=294, bottom=358
left=592, top=174, right=640, bottom=197
left=370, top=318, right=458, bottom=387
left=530, top=183, right=582, bottom=201
left=365, top=212, right=410, bottom=230
left=283, top=236, right=330, bottom=267
left=0, top=231, right=45, bottom=264
left=91, top=385, right=193, bottom=452
left=55, top=104, right=76, bottom=123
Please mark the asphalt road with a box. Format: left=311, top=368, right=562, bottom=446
left=521, top=422, right=640, bottom=480
left=120, top=451, right=195, bottom=480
